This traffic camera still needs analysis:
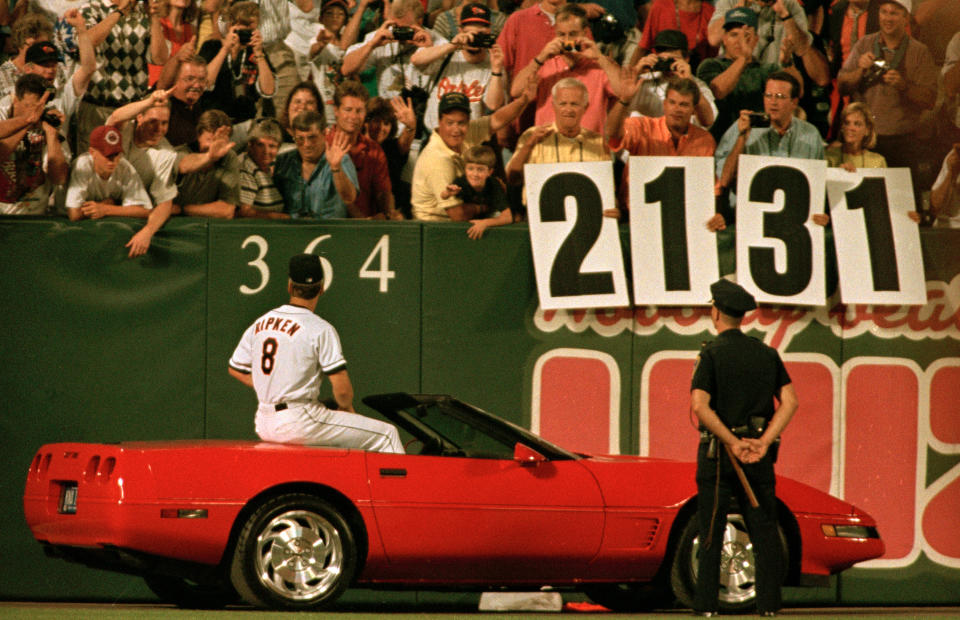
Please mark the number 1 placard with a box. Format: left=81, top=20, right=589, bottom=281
left=826, top=168, right=926, bottom=305
left=628, top=157, right=719, bottom=305
left=526, top=161, right=630, bottom=310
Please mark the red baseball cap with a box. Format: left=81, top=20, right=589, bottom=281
left=89, top=125, right=123, bottom=157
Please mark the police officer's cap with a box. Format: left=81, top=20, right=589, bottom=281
left=710, top=279, right=756, bottom=318
left=289, top=254, right=325, bottom=285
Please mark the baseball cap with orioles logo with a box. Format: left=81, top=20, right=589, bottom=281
left=89, top=125, right=124, bottom=157
left=460, top=2, right=491, bottom=26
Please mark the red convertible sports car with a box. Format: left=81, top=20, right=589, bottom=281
left=24, top=393, right=884, bottom=612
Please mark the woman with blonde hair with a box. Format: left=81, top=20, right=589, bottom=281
left=825, top=102, right=886, bottom=172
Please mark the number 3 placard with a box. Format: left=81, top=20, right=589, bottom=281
left=526, top=161, right=630, bottom=310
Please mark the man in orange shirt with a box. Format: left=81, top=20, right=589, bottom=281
left=606, top=70, right=717, bottom=221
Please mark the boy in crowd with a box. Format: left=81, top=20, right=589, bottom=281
left=239, top=118, right=288, bottom=219
left=439, top=144, right=512, bottom=239
left=66, top=125, right=153, bottom=221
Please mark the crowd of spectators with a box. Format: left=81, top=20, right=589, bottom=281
left=0, top=0, right=957, bottom=256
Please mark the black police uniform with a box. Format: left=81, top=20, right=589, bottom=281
left=690, top=282, right=792, bottom=615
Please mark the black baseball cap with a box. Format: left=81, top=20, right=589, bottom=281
left=26, top=41, right=59, bottom=65
left=289, top=254, right=325, bottom=285
left=652, top=29, right=688, bottom=52
left=460, top=2, right=491, bottom=26
left=710, top=279, right=757, bottom=318
left=438, top=92, right=471, bottom=116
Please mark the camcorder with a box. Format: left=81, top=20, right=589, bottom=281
left=470, top=32, right=497, bottom=48
left=652, top=57, right=675, bottom=73
left=237, top=28, right=253, bottom=45
left=748, top=112, right=771, bottom=127
left=861, top=59, right=889, bottom=88
left=392, top=26, right=415, bottom=42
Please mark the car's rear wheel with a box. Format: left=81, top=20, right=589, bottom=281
left=670, top=513, right=788, bottom=612
left=583, top=581, right=674, bottom=612
left=230, top=493, right=357, bottom=610
left=143, top=574, right=237, bottom=609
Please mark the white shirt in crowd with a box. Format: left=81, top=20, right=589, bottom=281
left=64, top=153, right=152, bottom=211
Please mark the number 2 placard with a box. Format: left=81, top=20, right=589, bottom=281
left=628, top=157, right=719, bottom=305
left=526, top=161, right=630, bottom=310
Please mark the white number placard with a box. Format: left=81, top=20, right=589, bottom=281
left=628, top=157, right=719, bottom=305
left=736, top=155, right=827, bottom=306
left=526, top=161, right=630, bottom=310
left=826, top=167, right=926, bottom=305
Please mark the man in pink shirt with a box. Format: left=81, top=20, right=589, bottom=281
left=509, top=4, right=621, bottom=136
left=606, top=70, right=718, bottom=221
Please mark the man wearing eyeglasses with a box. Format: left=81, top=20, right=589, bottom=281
left=714, top=71, right=823, bottom=220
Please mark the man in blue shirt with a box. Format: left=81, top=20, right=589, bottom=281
left=273, top=110, right=358, bottom=218
left=714, top=70, right=824, bottom=221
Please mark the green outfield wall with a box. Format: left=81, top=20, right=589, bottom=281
left=1, top=217, right=958, bottom=604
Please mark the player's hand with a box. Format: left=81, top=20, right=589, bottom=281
left=466, top=219, right=490, bottom=239
left=126, top=228, right=153, bottom=257
left=706, top=213, right=726, bottom=231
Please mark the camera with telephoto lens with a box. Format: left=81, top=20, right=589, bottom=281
left=652, top=57, right=675, bottom=73
left=236, top=28, right=253, bottom=45
left=748, top=112, right=770, bottom=128
left=470, top=32, right=497, bottom=48
left=392, top=26, right=415, bottom=42
left=861, top=58, right=888, bottom=88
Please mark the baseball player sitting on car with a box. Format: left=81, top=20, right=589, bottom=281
left=228, top=253, right=404, bottom=453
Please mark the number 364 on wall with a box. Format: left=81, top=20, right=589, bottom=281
left=525, top=156, right=926, bottom=311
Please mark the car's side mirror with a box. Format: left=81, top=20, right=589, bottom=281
left=514, top=442, right=547, bottom=466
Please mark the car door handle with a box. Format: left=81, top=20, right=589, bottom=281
left=379, top=468, right=407, bottom=478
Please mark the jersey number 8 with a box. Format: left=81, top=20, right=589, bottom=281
left=261, top=338, right=278, bottom=375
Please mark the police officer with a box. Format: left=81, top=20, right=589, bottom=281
left=690, top=279, right=799, bottom=617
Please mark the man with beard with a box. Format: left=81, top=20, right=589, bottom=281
left=606, top=73, right=717, bottom=221
left=326, top=80, right=401, bottom=219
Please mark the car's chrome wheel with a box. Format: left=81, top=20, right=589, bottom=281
left=691, top=515, right=757, bottom=605
left=231, top=494, right=357, bottom=610
left=670, top=513, right=788, bottom=612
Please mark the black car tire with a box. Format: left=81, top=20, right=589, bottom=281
left=583, top=581, right=674, bottom=612
left=143, top=574, right=237, bottom=609
left=230, top=493, right=358, bottom=611
left=670, top=513, right=788, bottom=612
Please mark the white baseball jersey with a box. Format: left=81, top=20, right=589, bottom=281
left=229, top=304, right=346, bottom=405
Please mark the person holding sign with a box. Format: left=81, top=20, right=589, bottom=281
left=715, top=71, right=824, bottom=218
left=606, top=70, right=717, bottom=221
left=505, top=77, right=612, bottom=212
left=690, top=278, right=798, bottom=617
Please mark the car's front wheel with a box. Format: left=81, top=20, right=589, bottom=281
left=230, top=493, right=357, bottom=610
left=670, top=513, right=788, bottom=612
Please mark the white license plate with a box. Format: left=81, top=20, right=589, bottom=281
left=59, top=482, right=77, bottom=514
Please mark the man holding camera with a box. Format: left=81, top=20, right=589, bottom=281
left=714, top=71, right=823, bottom=221
left=627, top=29, right=717, bottom=129
left=0, top=74, right=69, bottom=215
left=509, top=3, right=621, bottom=135
left=341, top=0, right=434, bottom=101
left=411, top=3, right=506, bottom=133
left=837, top=0, right=936, bottom=210
left=199, top=1, right=276, bottom=146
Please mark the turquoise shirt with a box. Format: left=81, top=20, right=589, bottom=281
left=273, top=150, right=359, bottom=219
